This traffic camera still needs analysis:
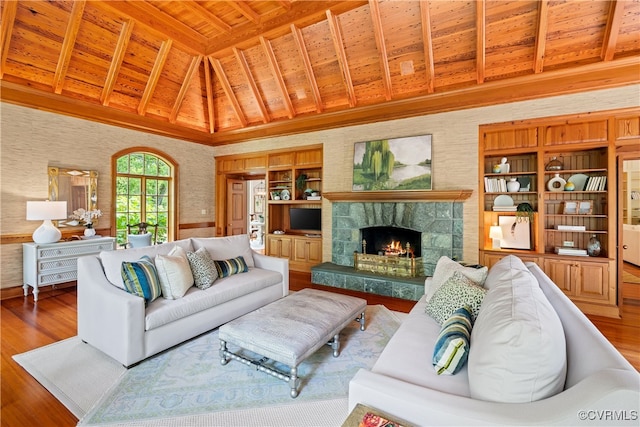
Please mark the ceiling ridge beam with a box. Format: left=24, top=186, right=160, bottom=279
left=291, top=24, right=323, bottom=113
left=53, top=0, right=86, bottom=94
left=229, top=1, right=261, bottom=24
left=476, top=0, right=486, bottom=84
left=601, top=0, right=624, bottom=61
left=419, top=1, right=435, bottom=94
left=209, top=56, right=248, bottom=127
left=186, top=0, right=232, bottom=33
left=170, top=54, right=203, bottom=123
left=0, top=0, right=18, bottom=80
left=101, top=19, right=134, bottom=106
left=233, top=47, right=270, bottom=124
left=534, top=0, right=549, bottom=74
left=204, top=57, right=215, bottom=134
left=326, top=10, right=356, bottom=108
left=138, top=39, right=173, bottom=116
left=260, top=36, right=295, bottom=119
left=368, top=0, right=392, bottom=101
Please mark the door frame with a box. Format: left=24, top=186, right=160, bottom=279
left=617, top=147, right=640, bottom=307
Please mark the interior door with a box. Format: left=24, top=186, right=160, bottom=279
left=227, top=179, right=247, bottom=235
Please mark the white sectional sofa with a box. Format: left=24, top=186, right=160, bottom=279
left=77, top=234, right=288, bottom=367
left=349, top=255, right=640, bottom=426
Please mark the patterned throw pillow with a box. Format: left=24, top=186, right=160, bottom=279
left=426, top=256, right=488, bottom=303
left=121, top=255, right=162, bottom=305
left=214, top=256, right=249, bottom=278
left=433, top=305, right=473, bottom=375
left=425, top=271, right=487, bottom=325
left=186, top=247, right=218, bottom=290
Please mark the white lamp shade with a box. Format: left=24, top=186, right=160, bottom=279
left=27, top=201, right=67, bottom=244
left=26, top=201, right=68, bottom=220
left=489, top=225, right=503, bottom=240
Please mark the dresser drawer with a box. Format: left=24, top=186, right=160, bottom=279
left=38, top=258, right=77, bottom=273
left=38, top=270, right=77, bottom=285
left=37, top=242, right=113, bottom=259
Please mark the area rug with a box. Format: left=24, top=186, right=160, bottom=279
left=14, top=305, right=400, bottom=426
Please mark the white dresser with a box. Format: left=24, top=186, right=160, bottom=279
left=23, top=237, right=116, bottom=302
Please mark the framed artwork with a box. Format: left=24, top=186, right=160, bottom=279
left=352, top=135, right=432, bottom=191
left=563, top=200, right=593, bottom=215
left=499, top=216, right=532, bottom=250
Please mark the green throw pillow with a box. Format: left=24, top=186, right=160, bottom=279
left=214, top=256, right=249, bottom=278
left=425, top=270, right=487, bottom=325
left=121, top=255, right=162, bottom=305
left=433, top=305, right=473, bottom=375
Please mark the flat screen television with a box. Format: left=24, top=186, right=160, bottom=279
left=289, top=208, right=321, bottom=232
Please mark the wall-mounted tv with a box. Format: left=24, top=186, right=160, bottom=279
left=289, top=208, right=321, bottom=232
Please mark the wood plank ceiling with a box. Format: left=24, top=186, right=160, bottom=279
left=1, top=0, right=639, bottom=146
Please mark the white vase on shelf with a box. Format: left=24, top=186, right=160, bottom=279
left=547, top=173, right=566, bottom=192
left=84, top=224, right=96, bottom=237
left=507, top=178, right=520, bottom=193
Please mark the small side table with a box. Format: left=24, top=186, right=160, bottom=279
left=23, top=237, right=116, bottom=302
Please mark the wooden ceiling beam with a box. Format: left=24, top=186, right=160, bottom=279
left=229, top=1, right=261, bottom=24
left=185, top=0, right=232, bottom=33
left=233, top=47, right=270, bottom=124
left=476, top=0, right=485, bottom=84
left=291, top=24, right=323, bottom=113
left=138, top=39, right=172, bottom=116
left=260, top=36, right=295, bottom=119
left=368, top=0, right=392, bottom=101
left=602, top=0, right=624, bottom=61
left=206, top=1, right=367, bottom=55
left=534, top=0, right=549, bottom=74
left=204, top=57, right=215, bottom=134
left=53, top=0, right=86, bottom=94
left=326, top=10, right=356, bottom=108
left=101, top=19, right=134, bottom=106
left=277, top=1, right=292, bottom=11
left=419, top=1, right=435, bottom=93
left=209, top=56, right=247, bottom=127
left=170, top=54, right=203, bottom=123
left=0, top=0, right=18, bottom=79
left=101, top=1, right=205, bottom=54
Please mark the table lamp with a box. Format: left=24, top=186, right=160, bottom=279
left=26, top=201, right=68, bottom=244
left=489, top=225, right=503, bottom=249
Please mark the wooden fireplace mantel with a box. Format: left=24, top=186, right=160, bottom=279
left=322, top=190, right=473, bottom=202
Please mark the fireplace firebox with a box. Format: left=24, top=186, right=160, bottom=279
left=355, top=226, right=424, bottom=278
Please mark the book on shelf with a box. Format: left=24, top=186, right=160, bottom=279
left=584, top=175, right=607, bottom=191
left=305, top=196, right=321, bottom=200
left=484, top=177, right=507, bottom=193
left=556, top=225, right=586, bottom=231
left=492, top=206, right=517, bottom=211
left=555, top=246, right=588, bottom=256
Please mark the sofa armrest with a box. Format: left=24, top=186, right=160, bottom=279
left=349, top=369, right=640, bottom=426
left=253, top=252, right=289, bottom=297
left=77, top=255, right=146, bottom=367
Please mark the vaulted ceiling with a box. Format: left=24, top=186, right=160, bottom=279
left=1, top=1, right=639, bottom=146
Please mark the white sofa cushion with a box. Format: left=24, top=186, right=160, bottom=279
left=155, top=246, right=193, bottom=299
left=144, top=268, right=282, bottom=331
left=426, top=256, right=488, bottom=303
left=100, top=240, right=194, bottom=289
left=468, top=255, right=567, bottom=403
left=192, top=234, right=255, bottom=268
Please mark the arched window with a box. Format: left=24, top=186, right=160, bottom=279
left=113, top=149, right=176, bottom=246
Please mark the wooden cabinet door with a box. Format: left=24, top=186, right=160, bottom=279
left=575, top=261, right=609, bottom=301
left=543, top=259, right=576, bottom=296
left=267, top=235, right=292, bottom=258
left=306, top=239, right=322, bottom=264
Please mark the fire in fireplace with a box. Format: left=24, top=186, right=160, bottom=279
left=355, top=226, right=424, bottom=277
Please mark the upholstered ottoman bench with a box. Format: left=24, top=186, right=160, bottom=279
left=219, top=288, right=367, bottom=397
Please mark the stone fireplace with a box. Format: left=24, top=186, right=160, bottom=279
left=312, top=198, right=466, bottom=301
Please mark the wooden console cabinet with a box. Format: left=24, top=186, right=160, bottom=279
left=23, top=237, right=116, bottom=302
left=479, top=108, right=639, bottom=318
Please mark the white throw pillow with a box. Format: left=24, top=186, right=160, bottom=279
left=468, top=255, right=567, bottom=403
left=426, top=256, right=488, bottom=303
left=155, top=246, right=194, bottom=299
left=191, top=234, right=255, bottom=268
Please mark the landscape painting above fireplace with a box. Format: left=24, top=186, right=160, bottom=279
left=352, top=135, right=432, bottom=191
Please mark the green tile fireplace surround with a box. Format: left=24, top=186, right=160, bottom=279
left=312, top=201, right=465, bottom=301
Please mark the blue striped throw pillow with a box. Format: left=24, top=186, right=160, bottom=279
left=214, top=256, right=248, bottom=278
left=121, top=255, right=162, bottom=305
left=433, top=305, right=473, bottom=375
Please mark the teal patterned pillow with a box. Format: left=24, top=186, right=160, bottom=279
left=186, top=247, right=218, bottom=290
left=121, top=255, right=162, bottom=305
left=214, top=256, right=249, bottom=278
left=425, top=270, right=487, bottom=325
left=433, top=305, right=473, bottom=375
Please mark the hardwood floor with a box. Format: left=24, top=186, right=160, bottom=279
left=1, top=271, right=639, bottom=427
